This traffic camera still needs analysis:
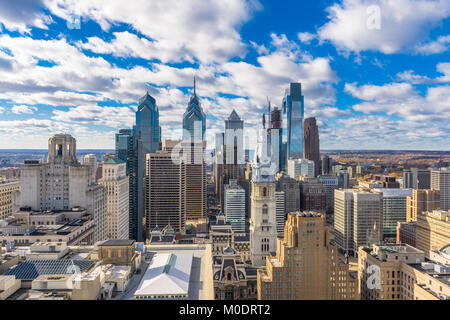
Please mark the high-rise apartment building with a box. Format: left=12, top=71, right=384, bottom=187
left=145, top=151, right=185, bottom=234
left=250, top=124, right=278, bottom=267
left=135, top=92, right=161, bottom=241
left=99, top=158, right=129, bottom=240
left=258, top=212, right=358, bottom=300
left=224, top=180, right=246, bottom=234
left=15, top=134, right=107, bottom=243
left=115, top=128, right=138, bottom=240
left=304, top=117, right=320, bottom=177
left=282, top=82, right=304, bottom=160
left=334, top=189, right=383, bottom=256
left=416, top=210, right=450, bottom=258
left=406, top=189, right=440, bottom=222
left=0, top=180, right=19, bottom=220
left=275, top=191, right=285, bottom=237
left=287, top=158, right=314, bottom=179
left=373, top=188, right=412, bottom=240
left=431, top=168, right=450, bottom=211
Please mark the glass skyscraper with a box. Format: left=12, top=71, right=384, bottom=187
left=135, top=91, right=161, bottom=241
left=115, top=129, right=138, bottom=240
left=182, top=79, right=206, bottom=141
left=282, top=82, right=304, bottom=160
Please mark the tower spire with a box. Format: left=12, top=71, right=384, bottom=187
left=194, top=76, right=196, bottom=96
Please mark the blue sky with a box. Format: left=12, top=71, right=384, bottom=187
left=0, top=0, right=448, bottom=150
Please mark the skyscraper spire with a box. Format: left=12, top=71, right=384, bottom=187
left=193, top=76, right=196, bottom=96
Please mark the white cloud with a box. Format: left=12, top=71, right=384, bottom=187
left=415, top=35, right=450, bottom=55
left=396, top=62, right=450, bottom=84
left=318, top=0, right=450, bottom=54
left=0, top=0, right=52, bottom=33
left=298, top=32, right=316, bottom=44
left=11, top=105, right=37, bottom=114
left=45, top=0, right=260, bottom=63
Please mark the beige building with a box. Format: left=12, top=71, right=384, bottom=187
left=258, top=212, right=358, bottom=300
left=14, top=134, right=107, bottom=243
left=334, top=189, right=383, bottom=256
left=416, top=210, right=450, bottom=258
left=0, top=275, right=20, bottom=300
left=0, top=180, right=19, bottom=220
left=431, top=168, right=450, bottom=211
left=99, top=159, right=129, bottom=240
left=358, top=244, right=450, bottom=300
left=406, top=189, right=440, bottom=222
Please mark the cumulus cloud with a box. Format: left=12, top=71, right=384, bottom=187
left=318, top=0, right=450, bottom=54
left=0, top=0, right=52, bottom=33
left=11, top=105, right=37, bottom=114
left=415, top=35, right=450, bottom=55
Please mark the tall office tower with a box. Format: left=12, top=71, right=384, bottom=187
left=299, top=177, right=327, bottom=213
left=268, top=106, right=283, bottom=173
left=135, top=92, right=161, bottom=241
left=16, top=134, right=107, bottom=243
left=115, top=128, right=138, bottom=240
left=214, top=132, right=224, bottom=203
left=431, top=168, right=450, bottom=211
left=403, top=168, right=431, bottom=189
left=258, top=212, right=358, bottom=300
left=373, top=188, right=413, bottom=240
left=416, top=210, right=450, bottom=258
left=321, top=155, right=333, bottom=175
left=182, top=78, right=206, bottom=141
left=145, top=151, right=185, bottom=234
left=275, top=191, right=285, bottom=237
left=276, top=173, right=300, bottom=218
left=99, top=159, right=129, bottom=240
left=318, top=174, right=339, bottom=215
left=282, top=82, right=304, bottom=160
left=406, top=189, right=440, bottom=222
left=338, top=169, right=350, bottom=188
left=304, top=117, right=320, bottom=177
left=334, top=189, right=383, bottom=256
left=82, top=154, right=98, bottom=183
left=287, top=158, right=314, bottom=179
left=224, top=180, right=246, bottom=234
left=250, top=123, right=278, bottom=267
left=0, top=180, right=19, bottom=219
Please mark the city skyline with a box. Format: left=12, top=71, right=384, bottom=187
left=0, top=0, right=448, bottom=150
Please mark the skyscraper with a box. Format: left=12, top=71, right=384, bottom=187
left=282, top=82, right=304, bottom=160
left=99, top=158, right=129, bottom=240
left=304, top=117, right=320, bottom=177
left=224, top=180, right=246, bottom=234
left=115, top=128, right=138, bottom=240
left=431, top=168, right=450, bottom=211
left=134, top=92, right=161, bottom=241
left=406, top=189, right=440, bottom=222
left=403, top=168, right=431, bottom=189
left=275, top=191, right=285, bottom=237
left=182, top=78, right=206, bottom=141
left=287, top=158, right=315, bottom=179
left=268, top=106, right=283, bottom=173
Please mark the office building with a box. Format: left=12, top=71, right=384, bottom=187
left=358, top=244, right=449, bottom=300
left=250, top=123, right=278, bottom=267
left=276, top=173, right=300, bottom=217
left=99, top=158, right=129, bottom=240
left=115, top=128, right=138, bottom=240
left=0, top=180, right=19, bottom=220
left=275, top=191, right=285, bottom=237
left=135, top=92, right=162, bottom=241
left=334, top=189, right=383, bottom=256
left=258, top=212, right=358, bottom=300
left=269, top=106, right=284, bottom=172
left=15, top=134, right=107, bottom=242
left=304, top=117, right=320, bottom=177
left=403, top=168, right=431, bottom=189
left=406, top=189, right=440, bottom=222
left=145, top=151, right=185, bottom=234
left=431, top=168, right=450, bottom=211
left=396, top=221, right=416, bottom=247
left=82, top=154, right=98, bottom=183
left=287, top=158, right=314, bottom=179
left=373, top=188, right=412, bottom=240
left=182, top=78, right=206, bottom=141
left=416, top=210, right=450, bottom=258
left=321, top=155, right=333, bottom=175
left=299, top=177, right=327, bottom=213
left=318, top=175, right=339, bottom=215
left=282, top=82, right=304, bottom=160
left=224, top=180, right=246, bottom=234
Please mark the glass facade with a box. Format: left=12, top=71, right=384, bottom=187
left=282, top=83, right=304, bottom=161
left=115, top=129, right=138, bottom=240
left=182, top=83, right=206, bottom=141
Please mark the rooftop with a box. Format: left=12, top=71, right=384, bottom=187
left=98, top=240, right=135, bottom=247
